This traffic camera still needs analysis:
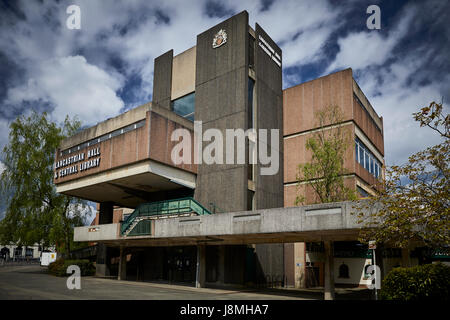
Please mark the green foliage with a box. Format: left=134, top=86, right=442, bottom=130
left=354, top=101, right=449, bottom=249
left=380, top=263, right=450, bottom=300
left=48, top=258, right=95, bottom=277
left=295, top=105, right=357, bottom=205
left=0, top=111, right=89, bottom=255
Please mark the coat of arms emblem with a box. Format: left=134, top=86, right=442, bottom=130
left=212, top=29, right=227, bottom=48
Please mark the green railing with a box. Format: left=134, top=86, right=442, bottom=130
left=121, top=197, right=212, bottom=236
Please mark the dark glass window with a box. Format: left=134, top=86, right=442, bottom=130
left=355, top=137, right=382, bottom=179
left=248, top=78, right=255, bottom=128
left=172, top=92, right=195, bottom=121
left=357, top=186, right=369, bottom=197
left=25, top=248, right=33, bottom=257
left=249, top=34, right=255, bottom=69
left=338, top=263, right=350, bottom=278
left=247, top=190, right=254, bottom=211
left=359, top=145, right=364, bottom=164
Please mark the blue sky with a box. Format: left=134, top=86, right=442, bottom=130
left=0, top=0, right=448, bottom=172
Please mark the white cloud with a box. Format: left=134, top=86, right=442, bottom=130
left=357, top=54, right=445, bottom=166
left=241, top=0, right=343, bottom=68
left=327, top=7, right=414, bottom=72
left=6, top=55, right=124, bottom=125
left=0, top=161, right=5, bottom=175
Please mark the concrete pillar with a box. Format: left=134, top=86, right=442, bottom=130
left=118, top=246, right=127, bottom=281
left=294, top=242, right=306, bottom=288
left=99, top=202, right=114, bottom=225
left=324, top=241, right=335, bottom=300
left=196, top=245, right=206, bottom=288
left=95, top=243, right=110, bottom=277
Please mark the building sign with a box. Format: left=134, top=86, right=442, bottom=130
left=212, top=29, right=227, bottom=48
left=54, top=147, right=101, bottom=179
left=258, top=35, right=281, bottom=67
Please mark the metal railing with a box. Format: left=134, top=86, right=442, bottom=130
left=120, top=197, right=212, bottom=236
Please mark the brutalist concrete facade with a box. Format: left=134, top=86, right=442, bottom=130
left=60, top=10, right=386, bottom=289
left=194, top=11, right=251, bottom=213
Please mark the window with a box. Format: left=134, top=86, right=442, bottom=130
left=248, top=78, right=255, bottom=128
left=364, top=151, right=369, bottom=170
left=60, top=120, right=145, bottom=156
left=247, top=190, right=255, bottom=211
left=357, top=186, right=369, bottom=197
left=172, top=92, right=195, bottom=121
left=249, top=34, right=255, bottom=68
left=25, top=248, right=33, bottom=257
left=369, top=156, right=374, bottom=174
left=359, top=144, right=364, bottom=164
left=338, top=262, right=350, bottom=278
left=355, top=137, right=382, bottom=179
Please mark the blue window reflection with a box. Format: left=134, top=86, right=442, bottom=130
left=355, top=137, right=382, bottom=179
left=172, top=92, right=195, bottom=121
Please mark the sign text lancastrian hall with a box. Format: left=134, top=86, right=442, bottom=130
left=54, top=147, right=101, bottom=179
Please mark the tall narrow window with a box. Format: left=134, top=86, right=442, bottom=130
left=249, top=34, right=255, bottom=69
left=248, top=78, right=255, bottom=129
left=248, top=77, right=255, bottom=181
left=247, top=190, right=255, bottom=211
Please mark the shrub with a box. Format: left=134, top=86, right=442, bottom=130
left=380, top=262, right=450, bottom=300
left=48, top=258, right=95, bottom=277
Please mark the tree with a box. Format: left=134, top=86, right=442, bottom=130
left=0, top=111, right=90, bottom=256
left=355, top=101, right=449, bottom=251
left=295, top=105, right=357, bottom=205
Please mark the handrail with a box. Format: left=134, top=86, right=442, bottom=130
left=120, top=197, right=212, bottom=235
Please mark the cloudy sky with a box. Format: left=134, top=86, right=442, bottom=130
left=0, top=0, right=448, bottom=171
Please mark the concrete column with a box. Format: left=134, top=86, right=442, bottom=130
left=118, top=246, right=127, bottom=281
left=294, top=242, right=306, bottom=288
left=195, top=245, right=206, bottom=288
left=99, top=202, right=114, bottom=224
left=324, top=241, right=335, bottom=300
left=95, top=243, right=110, bottom=277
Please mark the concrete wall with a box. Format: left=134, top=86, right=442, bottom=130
left=194, top=11, right=249, bottom=213
left=282, top=68, right=385, bottom=205
left=59, top=104, right=150, bottom=151
left=153, top=50, right=173, bottom=110
left=171, top=46, right=196, bottom=100
left=74, top=201, right=369, bottom=244
left=74, top=223, right=120, bottom=242
left=254, top=23, right=284, bottom=210
left=283, top=68, right=354, bottom=137
left=55, top=105, right=197, bottom=186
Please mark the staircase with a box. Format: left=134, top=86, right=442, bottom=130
left=121, top=197, right=212, bottom=236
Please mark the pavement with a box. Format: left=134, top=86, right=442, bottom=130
left=0, top=264, right=373, bottom=300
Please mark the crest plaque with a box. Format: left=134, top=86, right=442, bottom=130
left=212, top=29, right=227, bottom=48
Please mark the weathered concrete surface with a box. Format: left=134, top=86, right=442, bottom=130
left=74, top=201, right=370, bottom=246
left=74, top=223, right=120, bottom=242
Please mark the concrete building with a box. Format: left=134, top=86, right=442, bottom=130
left=283, top=68, right=387, bottom=288
left=53, top=11, right=403, bottom=298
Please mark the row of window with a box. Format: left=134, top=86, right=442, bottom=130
left=60, top=119, right=146, bottom=157
left=355, top=137, right=381, bottom=178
